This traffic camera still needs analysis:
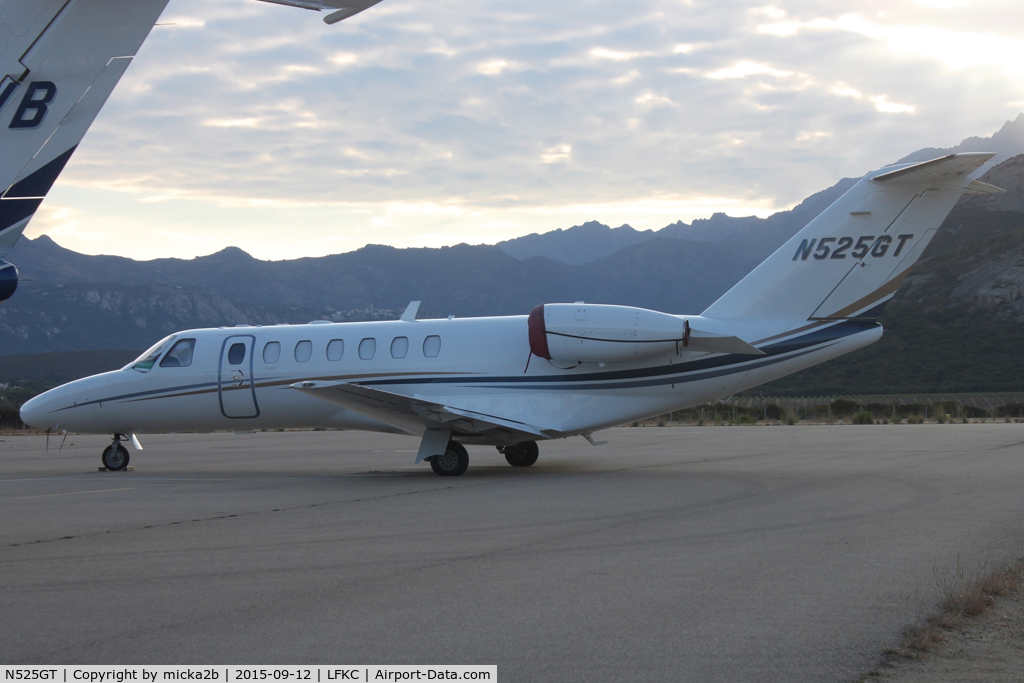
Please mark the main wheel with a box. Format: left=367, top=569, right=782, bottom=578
left=430, top=441, right=469, bottom=476
left=504, top=441, right=539, bottom=467
left=102, top=444, right=130, bottom=471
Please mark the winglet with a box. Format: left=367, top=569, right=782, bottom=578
left=325, top=1, right=385, bottom=24
left=401, top=301, right=421, bottom=322
left=255, top=0, right=386, bottom=24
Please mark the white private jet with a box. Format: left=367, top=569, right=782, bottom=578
left=20, top=152, right=1005, bottom=475
left=0, top=0, right=384, bottom=302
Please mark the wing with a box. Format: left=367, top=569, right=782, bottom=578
left=291, top=380, right=560, bottom=447
left=256, top=0, right=386, bottom=24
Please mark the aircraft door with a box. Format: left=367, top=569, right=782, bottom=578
left=219, top=335, right=260, bottom=419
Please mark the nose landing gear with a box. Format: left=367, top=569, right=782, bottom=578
left=101, top=435, right=130, bottom=471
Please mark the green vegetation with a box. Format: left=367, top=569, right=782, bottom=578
left=851, top=410, right=875, bottom=425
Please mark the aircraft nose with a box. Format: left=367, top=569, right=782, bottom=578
left=20, top=392, right=57, bottom=430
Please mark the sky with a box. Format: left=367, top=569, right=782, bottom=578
left=23, top=0, right=1024, bottom=261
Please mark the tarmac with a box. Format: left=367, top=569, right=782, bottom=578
left=2, top=424, right=1024, bottom=682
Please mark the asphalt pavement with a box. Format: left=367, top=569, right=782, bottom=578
left=2, top=424, right=1023, bottom=681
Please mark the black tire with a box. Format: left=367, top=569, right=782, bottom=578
left=102, top=444, right=130, bottom=471
left=504, top=441, right=539, bottom=467
left=429, top=441, right=469, bottom=476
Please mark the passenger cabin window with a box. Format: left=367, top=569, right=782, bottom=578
left=358, top=338, right=376, bottom=360
left=391, top=336, right=409, bottom=359
left=130, top=335, right=176, bottom=373
left=423, top=335, right=441, bottom=358
left=327, top=339, right=344, bottom=361
left=263, top=341, right=281, bottom=364
left=228, top=343, right=246, bottom=365
left=160, top=339, right=196, bottom=368
left=295, top=340, right=313, bottom=363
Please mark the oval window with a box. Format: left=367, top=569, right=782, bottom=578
left=263, top=341, right=281, bottom=364
left=228, top=342, right=246, bottom=365
left=295, top=340, right=312, bottom=363
left=358, top=338, right=376, bottom=360
left=327, top=339, right=344, bottom=361
left=423, top=335, right=441, bottom=358
left=391, top=336, right=409, bottom=359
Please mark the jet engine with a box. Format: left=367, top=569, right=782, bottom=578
left=528, top=303, right=688, bottom=364
left=0, top=261, right=17, bottom=302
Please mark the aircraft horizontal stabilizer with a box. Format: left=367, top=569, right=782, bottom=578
left=686, top=333, right=765, bottom=356
left=290, top=381, right=555, bottom=441
left=869, top=153, right=991, bottom=185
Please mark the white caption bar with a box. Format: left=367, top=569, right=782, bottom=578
left=0, top=667, right=497, bottom=683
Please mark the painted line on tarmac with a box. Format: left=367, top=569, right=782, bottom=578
left=15, top=487, right=133, bottom=500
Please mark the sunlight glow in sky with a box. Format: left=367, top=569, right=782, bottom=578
left=23, top=0, right=1024, bottom=260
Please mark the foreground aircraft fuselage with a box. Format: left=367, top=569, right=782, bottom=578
left=21, top=153, right=1004, bottom=476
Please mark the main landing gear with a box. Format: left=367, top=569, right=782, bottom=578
left=424, top=440, right=541, bottom=476
left=101, top=434, right=130, bottom=471
left=428, top=441, right=469, bottom=477
left=500, top=441, right=539, bottom=468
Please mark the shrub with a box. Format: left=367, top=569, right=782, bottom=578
left=907, top=414, right=925, bottom=424
left=995, top=403, right=1024, bottom=418
left=852, top=410, right=875, bottom=425
left=963, top=405, right=989, bottom=419
left=830, top=399, right=861, bottom=417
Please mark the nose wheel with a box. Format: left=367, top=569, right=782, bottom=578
left=101, top=435, right=130, bottom=471
left=429, top=441, right=469, bottom=476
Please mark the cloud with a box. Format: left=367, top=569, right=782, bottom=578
left=37, top=0, right=1024, bottom=260
left=706, top=61, right=795, bottom=80
left=540, top=144, right=572, bottom=164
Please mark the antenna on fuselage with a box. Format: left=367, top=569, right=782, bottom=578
left=400, top=301, right=421, bottom=322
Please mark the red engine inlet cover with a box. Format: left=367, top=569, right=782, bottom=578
left=528, top=305, right=552, bottom=360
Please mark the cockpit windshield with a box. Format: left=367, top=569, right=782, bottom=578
left=128, top=335, right=176, bottom=372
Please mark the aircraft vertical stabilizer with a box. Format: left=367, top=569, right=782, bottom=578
left=0, top=0, right=383, bottom=302
left=0, top=0, right=172, bottom=262
left=701, top=153, right=997, bottom=321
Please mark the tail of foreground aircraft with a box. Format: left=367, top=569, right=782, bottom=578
left=702, top=153, right=1003, bottom=321
left=0, top=0, right=382, bottom=303
left=0, top=0, right=173, bottom=300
